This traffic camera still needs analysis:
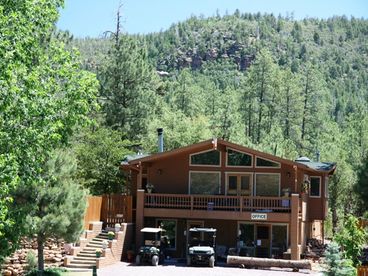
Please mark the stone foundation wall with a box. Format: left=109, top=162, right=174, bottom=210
left=1, top=237, right=65, bottom=276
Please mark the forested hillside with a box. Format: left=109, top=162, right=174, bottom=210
left=72, top=12, right=368, bottom=227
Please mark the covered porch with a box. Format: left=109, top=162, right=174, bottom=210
left=136, top=191, right=307, bottom=260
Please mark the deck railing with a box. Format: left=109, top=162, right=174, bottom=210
left=144, top=193, right=291, bottom=212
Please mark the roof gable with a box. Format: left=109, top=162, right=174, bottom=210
left=125, top=138, right=336, bottom=174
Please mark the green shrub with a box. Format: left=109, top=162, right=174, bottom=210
left=335, top=215, right=367, bottom=267
left=324, top=242, right=355, bottom=276
left=25, top=251, right=37, bottom=272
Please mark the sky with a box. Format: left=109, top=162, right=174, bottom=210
left=57, top=0, right=368, bottom=38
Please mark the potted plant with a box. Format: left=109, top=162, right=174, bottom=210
left=96, top=248, right=102, bottom=258
left=108, top=231, right=115, bottom=240
left=301, top=179, right=310, bottom=194
left=102, top=240, right=108, bottom=249
left=282, top=188, right=291, bottom=197
left=114, top=223, right=121, bottom=233
left=146, top=183, right=154, bottom=193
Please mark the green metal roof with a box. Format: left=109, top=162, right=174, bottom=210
left=296, top=159, right=336, bottom=172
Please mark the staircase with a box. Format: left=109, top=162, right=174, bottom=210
left=66, top=233, right=110, bottom=269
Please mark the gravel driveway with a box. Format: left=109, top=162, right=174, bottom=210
left=97, top=261, right=322, bottom=276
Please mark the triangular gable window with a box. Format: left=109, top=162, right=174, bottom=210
left=190, top=150, right=220, bottom=166
left=227, top=149, right=252, bottom=167
left=256, top=157, right=280, bottom=168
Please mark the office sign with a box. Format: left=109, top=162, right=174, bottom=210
left=251, top=213, right=267, bottom=220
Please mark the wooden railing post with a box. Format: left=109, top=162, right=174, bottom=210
left=190, top=195, right=194, bottom=211
left=136, top=190, right=145, bottom=250
left=239, top=196, right=243, bottom=213
left=290, top=194, right=300, bottom=260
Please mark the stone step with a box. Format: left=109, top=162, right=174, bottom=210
left=74, top=256, right=97, bottom=261
left=89, top=240, right=104, bottom=245
left=67, top=263, right=95, bottom=269
left=92, top=237, right=107, bottom=242
left=82, top=248, right=99, bottom=254
left=78, top=252, right=97, bottom=258
left=71, top=259, right=97, bottom=265
left=85, top=244, right=103, bottom=249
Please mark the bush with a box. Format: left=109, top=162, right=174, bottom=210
left=335, top=215, right=367, bottom=267
left=25, top=251, right=37, bottom=273
left=324, top=242, right=355, bottom=276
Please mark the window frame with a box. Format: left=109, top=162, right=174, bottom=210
left=255, top=156, right=281, bottom=168
left=309, top=176, right=321, bottom=198
left=189, top=149, right=221, bottom=167
left=225, top=172, right=253, bottom=196
left=155, top=218, right=177, bottom=250
left=225, top=147, right=253, bottom=168
left=188, top=171, right=221, bottom=195
left=254, top=173, right=281, bottom=197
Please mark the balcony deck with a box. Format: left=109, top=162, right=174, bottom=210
left=144, top=193, right=295, bottom=222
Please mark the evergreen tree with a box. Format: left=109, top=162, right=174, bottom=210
left=324, top=242, right=355, bottom=276
left=99, top=8, right=160, bottom=139
left=72, top=125, right=133, bottom=195
left=355, top=154, right=368, bottom=214
left=25, top=149, right=87, bottom=274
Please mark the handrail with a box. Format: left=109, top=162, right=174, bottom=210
left=144, top=193, right=292, bottom=212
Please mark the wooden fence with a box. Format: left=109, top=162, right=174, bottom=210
left=358, top=266, right=368, bottom=276
left=83, top=194, right=133, bottom=230
left=84, top=196, right=102, bottom=230
left=101, top=194, right=133, bottom=228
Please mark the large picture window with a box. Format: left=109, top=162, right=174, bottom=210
left=157, top=219, right=176, bottom=250
left=189, top=172, right=220, bottom=194
left=255, top=174, right=280, bottom=196
left=227, top=149, right=252, bottom=167
left=190, top=150, right=220, bottom=166
left=310, top=177, right=321, bottom=197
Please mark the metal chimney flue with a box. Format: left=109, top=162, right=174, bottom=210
left=157, top=128, right=164, bottom=153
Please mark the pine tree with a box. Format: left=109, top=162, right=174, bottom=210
left=99, top=7, right=160, bottom=139
left=324, top=242, right=355, bottom=276
left=24, top=149, right=87, bottom=273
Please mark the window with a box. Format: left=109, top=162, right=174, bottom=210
left=227, top=173, right=252, bottom=196
left=190, top=150, right=220, bottom=166
left=310, top=177, right=321, bottom=197
left=227, top=149, right=252, bottom=167
left=189, top=172, right=220, bottom=194
left=255, top=174, right=280, bottom=196
left=255, top=157, right=280, bottom=168
left=157, top=219, right=176, bottom=250
left=272, top=225, right=288, bottom=258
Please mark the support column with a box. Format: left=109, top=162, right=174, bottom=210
left=135, top=189, right=145, bottom=250
left=290, top=193, right=300, bottom=260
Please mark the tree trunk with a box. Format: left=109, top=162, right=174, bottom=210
left=332, top=205, right=338, bottom=235
left=37, top=234, right=44, bottom=276
left=227, top=256, right=311, bottom=269
left=301, top=70, right=309, bottom=141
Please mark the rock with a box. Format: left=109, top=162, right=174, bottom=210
left=52, top=257, right=62, bottom=263
left=3, top=270, right=12, bottom=276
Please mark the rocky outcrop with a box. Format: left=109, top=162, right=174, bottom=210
left=1, top=237, right=66, bottom=276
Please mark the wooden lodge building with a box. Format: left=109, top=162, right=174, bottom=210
left=122, top=129, right=336, bottom=260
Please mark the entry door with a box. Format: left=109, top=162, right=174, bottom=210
left=227, top=174, right=252, bottom=196
left=255, top=225, right=270, bottom=258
